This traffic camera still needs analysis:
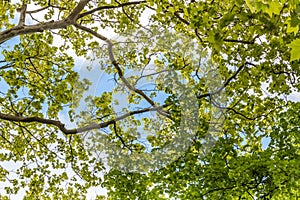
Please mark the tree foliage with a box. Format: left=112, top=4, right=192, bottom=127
left=0, top=0, right=300, bottom=199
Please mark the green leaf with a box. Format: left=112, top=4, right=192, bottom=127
left=245, top=0, right=256, bottom=13
left=287, top=22, right=299, bottom=34
left=288, top=39, right=300, bottom=61
left=266, top=1, right=283, bottom=17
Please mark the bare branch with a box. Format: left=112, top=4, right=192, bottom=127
left=26, top=6, right=49, bottom=14
left=216, top=62, right=247, bottom=92
left=223, top=39, right=254, bottom=44
left=174, top=12, right=190, bottom=25
left=78, top=1, right=146, bottom=19
left=17, top=3, right=27, bottom=26
left=113, top=121, right=133, bottom=151
left=223, top=35, right=259, bottom=44
left=0, top=63, right=13, bottom=70
left=197, top=62, right=254, bottom=99
left=26, top=5, right=67, bottom=14
left=195, top=28, right=203, bottom=42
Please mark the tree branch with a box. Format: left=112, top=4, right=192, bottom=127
left=113, top=121, right=132, bottom=150
left=197, top=62, right=253, bottom=99
left=17, top=3, right=27, bottom=26
left=0, top=0, right=90, bottom=44
left=78, top=1, right=146, bottom=19
left=26, top=6, right=49, bottom=14
left=0, top=63, right=13, bottom=70
left=26, top=5, right=67, bottom=14
left=223, top=39, right=255, bottom=44
left=223, top=35, right=259, bottom=45
left=0, top=105, right=167, bottom=135
left=65, top=0, right=90, bottom=23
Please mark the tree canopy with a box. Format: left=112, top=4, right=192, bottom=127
left=0, top=0, right=300, bottom=199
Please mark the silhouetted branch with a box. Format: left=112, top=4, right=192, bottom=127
left=78, top=1, right=146, bottom=19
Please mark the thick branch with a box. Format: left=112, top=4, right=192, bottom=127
left=17, top=3, right=27, bottom=26
left=65, top=0, right=90, bottom=23
left=0, top=112, right=73, bottom=133
left=0, top=0, right=90, bottom=44
left=0, top=20, right=67, bottom=44
left=0, top=105, right=166, bottom=135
